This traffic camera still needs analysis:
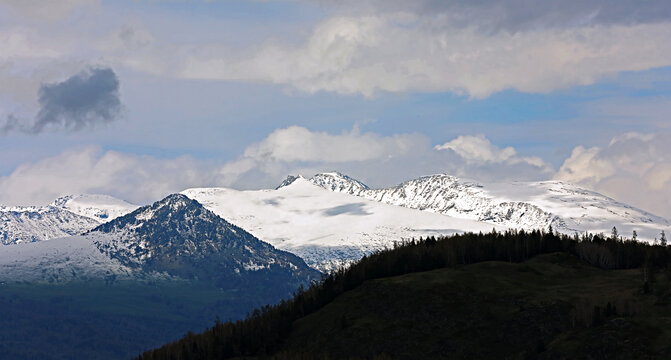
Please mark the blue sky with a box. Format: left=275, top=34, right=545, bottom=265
left=1, top=0, right=671, bottom=218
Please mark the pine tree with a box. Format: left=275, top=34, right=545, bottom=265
left=661, top=231, right=667, bottom=246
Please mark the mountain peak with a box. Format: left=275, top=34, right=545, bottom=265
left=89, top=193, right=318, bottom=284
left=150, top=193, right=192, bottom=208
left=276, top=175, right=305, bottom=189
left=309, top=172, right=369, bottom=194
left=91, top=193, right=210, bottom=236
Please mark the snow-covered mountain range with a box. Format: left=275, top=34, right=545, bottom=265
left=1, top=171, right=668, bottom=274
left=0, top=194, right=317, bottom=286
left=305, top=172, right=669, bottom=242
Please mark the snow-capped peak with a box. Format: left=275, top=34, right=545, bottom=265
left=275, top=174, right=308, bottom=189
left=309, top=172, right=370, bottom=194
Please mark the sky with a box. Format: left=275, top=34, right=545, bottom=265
left=1, top=0, right=671, bottom=218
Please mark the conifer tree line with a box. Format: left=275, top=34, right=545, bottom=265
left=137, top=228, right=671, bottom=360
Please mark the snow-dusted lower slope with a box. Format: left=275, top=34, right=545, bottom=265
left=0, top=235, right=137, bottom=282
left=183, top=178, right=500, bottom=272
left=307, top=172, right=670, bottom=242
left=51, top=194, right=138, bottom=221
left=0, top=206, right=100, bottom=245
left=0, top=194, right=137, bottom=245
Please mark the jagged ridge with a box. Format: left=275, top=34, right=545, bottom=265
left=305, top=172, right=669, bottom=240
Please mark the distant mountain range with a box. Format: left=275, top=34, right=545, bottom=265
left=306, top=172, right=669, bottom=240
left=0, top=194, right=137, bottom=245
left=1, top=172, right=668, bottom=273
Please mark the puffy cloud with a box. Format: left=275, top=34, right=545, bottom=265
left=1, top=67, right=123, bottom=134
left=0, top=146, right=221, bottom=206
left=180, top=15, right=671, bottom=98
left=219, top=125, right=430, bottom=187
left=556, top=132, right=671, bottom=219
left=220, top=127, right=552, bottom=188
left=435, top=135, right=548, bottom=168
left=241, top=125, right=422, bottom=163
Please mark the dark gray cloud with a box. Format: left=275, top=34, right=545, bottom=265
left=1, top=67, right=122, bottom=135
left=321, top=0, right=671, bottom=31
left=34, top=67, right=122, bottom=133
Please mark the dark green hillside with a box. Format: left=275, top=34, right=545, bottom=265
left=139, top=230, right=671, bottom=359
left=279, top=253, right=671, bottom=359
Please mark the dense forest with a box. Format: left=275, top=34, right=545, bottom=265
left=138, top=228, right=671, bottom=359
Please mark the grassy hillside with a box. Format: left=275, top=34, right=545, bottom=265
left=139, top=230, right=671, bottom=359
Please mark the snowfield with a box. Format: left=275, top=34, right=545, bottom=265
left=183, top=177, right=501, bottom=271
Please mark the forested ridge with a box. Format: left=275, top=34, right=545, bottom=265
left=138, top=228, right=671, bottom=359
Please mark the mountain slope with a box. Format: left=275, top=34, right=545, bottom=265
left=307, top=172, right=669, bottom=241
left=89, top=193, right=319, bottom=288
left=183, top=178, right=500, bottom=272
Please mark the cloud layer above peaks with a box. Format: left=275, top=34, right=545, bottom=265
left=0, top=127, right=554, bottom=206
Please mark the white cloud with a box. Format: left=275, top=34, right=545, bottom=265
left=220, top=127, right=553, bottom=188
left=241, top=125, right=422, bottom=163
left=219, top=125, right=430, bottom=187
left=0, top=146, right=221, bottom=206
left=435, top=134, right=549, bottom=169
left=556, top=132, right=671, bottom=219
left=179, top=15, right=671, bottom=98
